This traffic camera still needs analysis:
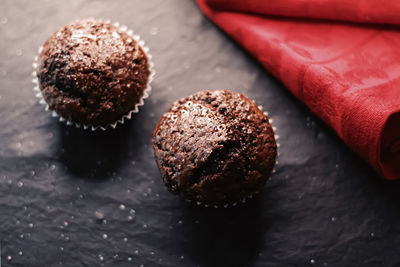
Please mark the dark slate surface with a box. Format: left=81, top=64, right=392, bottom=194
left=1, top=1, right=400, bottom=267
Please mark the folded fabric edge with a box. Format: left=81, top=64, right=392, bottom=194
left=379, top=111, right=400, bottom=180
left=201, top=0, right=400, bottom=27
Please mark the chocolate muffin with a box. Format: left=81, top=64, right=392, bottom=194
left=152, top=90, right=277, bottom=206
left=36, top=18, right=151, bottom=127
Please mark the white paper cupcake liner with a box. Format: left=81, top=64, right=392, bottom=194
left=184, top=102, right=280, bottom=209
left=32, top=19, right=155, bottom=131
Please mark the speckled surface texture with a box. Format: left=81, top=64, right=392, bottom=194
left=1, top=1, right=400, bottom=267
left=37, top=18, right=150, bottom=126
left=153, top=90, right=277, bottom=206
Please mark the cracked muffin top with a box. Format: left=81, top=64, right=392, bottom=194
left=152, top=90, right=277, bottom=206
left=37, top=18, right=150, bottom=126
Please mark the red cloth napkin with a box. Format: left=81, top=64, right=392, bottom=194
left=197, top=0, right=400, bottom=180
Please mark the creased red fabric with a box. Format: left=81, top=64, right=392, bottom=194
left=197, top=0, right=400, bottom=179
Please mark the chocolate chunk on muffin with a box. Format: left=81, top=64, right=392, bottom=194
left=36, top=18, right=151, bottom=127
left=152, top=90, right=277, bottom=206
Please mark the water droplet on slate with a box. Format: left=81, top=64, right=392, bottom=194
left=102, top=233, right=108, bottom=239
left=150, top=27, right=158, bottom=35
left=95, top=211, right=104, bottom=220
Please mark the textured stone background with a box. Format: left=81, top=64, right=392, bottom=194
left=1, top=0, right=400, bottom=266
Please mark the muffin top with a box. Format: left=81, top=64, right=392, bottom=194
left=37, top=18, right=150, bottom=126
left=153, top=90, right=277, bottom=205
